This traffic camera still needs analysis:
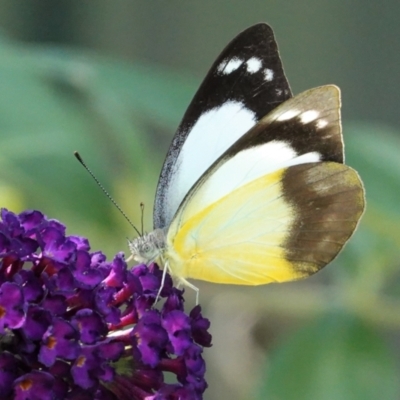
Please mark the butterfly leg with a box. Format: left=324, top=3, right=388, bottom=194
left=155, top=257, right=169, bottom=303
left=177, top=278, right=200, bottom=305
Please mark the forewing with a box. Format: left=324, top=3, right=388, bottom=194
left=154, top=23, right=292, bottom=229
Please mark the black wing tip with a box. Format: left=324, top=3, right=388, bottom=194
left=242, top=22, right=273, bottom=33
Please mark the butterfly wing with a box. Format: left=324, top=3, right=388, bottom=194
left=154, top=23, right=292, bottom=230
left=165, top=86, right=364, bottom=284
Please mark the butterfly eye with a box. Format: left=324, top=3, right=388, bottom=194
left=139, top=240, right=161, bottom=263
left=141, top=242, right=153, bottom=256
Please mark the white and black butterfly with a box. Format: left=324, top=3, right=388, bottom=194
left=129, top=23, right=365, bottom=300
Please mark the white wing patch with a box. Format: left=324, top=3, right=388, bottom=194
left=218, top=58, right=242, bottom=74
left=276, top=109, right=300, bottom=121
left=181, top=140, right=320, bottom=222
left=218, top=57, right=263, bottom=75
left=316, top=119, right=328, bottom=129
left=264, top=68, right=274, bottom=81
left=246, top=57, right=262, bottom=73
left=164, top=101, right=256, bottom=226
left=300, top=110, right=319, bottom=124
left=270, top=86, right=340, bottom=129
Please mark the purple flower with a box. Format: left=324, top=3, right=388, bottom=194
left=0, top=209, right=212, bottom=399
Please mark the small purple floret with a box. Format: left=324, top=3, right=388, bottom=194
left=0, top=282, right=26, bottom=332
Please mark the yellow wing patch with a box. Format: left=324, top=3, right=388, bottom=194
left=166, top=168, right=301, bottom=285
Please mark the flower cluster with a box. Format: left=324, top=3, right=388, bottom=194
left=0, top=209, right=212, bottom=399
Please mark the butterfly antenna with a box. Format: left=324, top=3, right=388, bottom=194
left=74, top=151, right=141, bottom=236
left=140, top=202, right=145, bottom=236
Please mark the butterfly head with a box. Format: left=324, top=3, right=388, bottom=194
left=128, top=228, right=166, bottom=264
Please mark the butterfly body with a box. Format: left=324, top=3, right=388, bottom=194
left=129, top=24, right=365, bottom=293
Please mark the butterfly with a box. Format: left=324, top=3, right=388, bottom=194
left=129, top=23, right=365, bottom=302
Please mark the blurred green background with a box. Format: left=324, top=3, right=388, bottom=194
left=0, top=1, right=399, bottom=399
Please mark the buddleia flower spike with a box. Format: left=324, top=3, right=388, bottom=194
left=0, top=208, right=211, bottom=400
